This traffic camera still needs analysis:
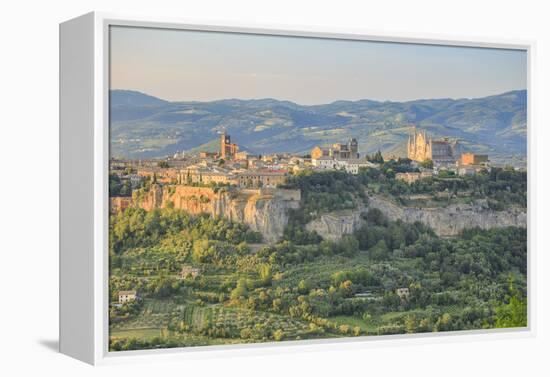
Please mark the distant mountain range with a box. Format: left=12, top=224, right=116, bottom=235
left=110, top=89, right=527, bottom=166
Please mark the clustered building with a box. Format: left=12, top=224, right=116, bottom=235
left=311, top=138, right=359, bottom=160
left=177, top=163, right=288, bottom=188
left=310, top=138, right=376, bottom=174
left=111, top=127, right=496, bottom=207
left=405, top=128, right=490, bottom=177
left=407, top=129, right=461, bottom=165
left=111, top=133, right=295, bottom=191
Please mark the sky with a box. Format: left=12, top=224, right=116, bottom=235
left=110, top=25, right=527, bottom=105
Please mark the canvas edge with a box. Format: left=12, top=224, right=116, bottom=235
left=59, top=10, right=536, bottom=366
left=59, top=11, right=97, bottom=365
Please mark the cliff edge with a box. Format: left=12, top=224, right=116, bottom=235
left=135, top=185, right=301, bottom=243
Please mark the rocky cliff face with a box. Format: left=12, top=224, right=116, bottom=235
left=305, top=208, right=365, bottom=241
left=132, top=185, right=526, bottom=242
left=367, top=195, right=527, bottom=237
left=305, top=195, right=527, bottom=240
left=136, top=185, right=301, bottom=243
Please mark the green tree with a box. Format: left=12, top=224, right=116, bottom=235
left=367, top=150, right=384, bottom=164
left=420, top=159, right=433, bottom=169
left=338, top=235, right=359, bottom=256
left=362, top=312, right=372, bottom=325
left=298, top=279, right=311, bottom=294
left=273, top=329, right=284, bottom=341
left=231, top=278, right=249, bottom=301
left=259, top=264, right=272, bottom=286
left=369, top=240, right=389, bottom=261
left=405, top=315, right=417, bottom=334
left=495, top=277, right=527, bottom=328
left=109, top=174, right=122, bottom=196
left=435, top=313, right=452, bottom=332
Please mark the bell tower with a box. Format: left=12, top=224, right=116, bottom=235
left=220, top=131, right=231, bottom=159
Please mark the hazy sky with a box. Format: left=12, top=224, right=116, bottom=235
left=110, top=26, right=527, bottom=105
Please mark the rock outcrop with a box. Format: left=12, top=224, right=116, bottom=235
left=305, top=209, right=365, bottom=241
left=367, top=195, right=527, bottom=237
left=127, top=185, right=526, bottom=242
left=135, top=185, right=301, bottom=243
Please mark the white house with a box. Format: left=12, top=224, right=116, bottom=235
left=118, top=290, right=137, bottom=303
left=396, top=287, right=410, bottom=300
left=312, top=157, right=375, bottom=174
left=311, top=156, right=336, bottom=170
left=338, top=159, right=376, bottom=174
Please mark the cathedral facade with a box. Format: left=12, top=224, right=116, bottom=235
left=407, top=129, right=460, bottom=165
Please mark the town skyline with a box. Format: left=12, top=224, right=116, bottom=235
left=109, top=88, right=527, bottom=167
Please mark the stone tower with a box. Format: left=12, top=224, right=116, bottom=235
left=220, top=132, right=231, bottom=159
left=219, top=131, right=238, bottom=160
left=348, top=138, right=359, bottom=158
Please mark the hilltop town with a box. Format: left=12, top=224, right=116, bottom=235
left=110, top=128, right=496, bottom=209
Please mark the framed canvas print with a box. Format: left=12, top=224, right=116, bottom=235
left=60, top=12, right=533, bottom=365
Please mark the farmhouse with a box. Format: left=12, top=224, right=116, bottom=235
left=396, top=287, right=410, bottom=300
left=118, top=290, right=137, bottom=303
left=181, top=265, right=201, bottom=279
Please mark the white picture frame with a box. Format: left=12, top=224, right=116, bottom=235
left=59, top=11, right=535, bottom=365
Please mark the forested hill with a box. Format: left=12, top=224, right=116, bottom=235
left=110, top=89, right=527, bottom=166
